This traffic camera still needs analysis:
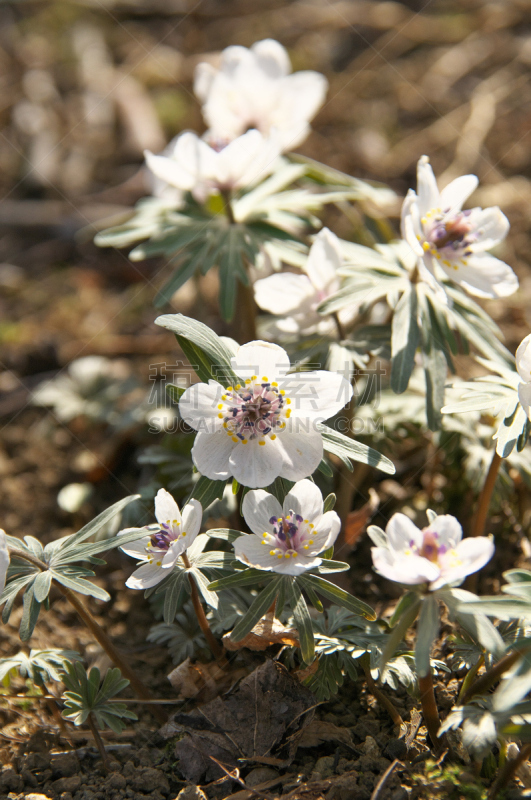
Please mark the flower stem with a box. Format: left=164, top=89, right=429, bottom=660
left=361, top=656, right=403, bottom=728
left=8, top=548, right=166, bottom=724
left=457, top=655, right=484, bottom=705
left=220, top=189, right=236, bottom=225
left=460, top=645, right=531, bottom=705
left=488, top=742, right=531, bottom=800
left=418, top=671, right=446, bottom=754
left=472, top=451, right=502, bottom=538
left=181, top=554, right=225, bottom=663
left=87, top=713, right=110, bottom=772
left=236, top=281, right=258, bottom=343
left=333, top=312, right=346, bottom=341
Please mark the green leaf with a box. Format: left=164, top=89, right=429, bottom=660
left=19, top=586, right=41, bottom=641
left=441, top=588, right=505, bottom=659
left=51, top=570, right=111, bottom=602
left=155, top=313, right=240, bottom=386
left=300, top=574, right=376, bottom=620
left=389, top=590, right=420, bottom=628
left=318, top=424, right=395, bottom=475
left=230, top=578, right=283, bottom=641
left=188, top=475, right=227, bottom=508
left=424, top=345, right=447, bottom=431
left=323, top=493, right=336, bottom=513
left=290, top=580, right=315, bottom=664
left=317, top=459, right=334, bottom=478
left=493, top=651, right=531, bottom=715
left=190, top=568, right=219, bottom=609
left=208, top=568, right=275, bottom=591
left=415, top=595, right=439, bottom=678
left=317, top=559, right=350, bottom=573
left=50, top=496, right=140, bottom=564
left=166, top=383, right=185, bottom=402
left=162, top=571, right=189, bottom=623
left=32, top=571, right=52, bottom=603
left=391, top=284, right=419, bottom=394
left=379, top=594, right=421, bottom=673
left=204, top=528, right=242, bottom=543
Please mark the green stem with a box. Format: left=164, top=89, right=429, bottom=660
left=182, top=554, right=225, bottom=663
left=473, top=451, right=502, bottom=538
left=457, top=655, right=484, bottom=705
left=332, top=312, right=346, bottom=341
left=460, top=646, right=531, bottom=705
left=87, top=713, right=110, bottom=772
left=418, top=671, right=446, bottom=754
left=8, top=548, right=165, bottom=724
left=361, top=655, right=403, bottom=727
left=220, top=189, right=236, bottom=225
left=488, top=743, right=531, bottom=800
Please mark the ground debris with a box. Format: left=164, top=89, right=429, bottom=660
left=223, top=613, right=300, bottom=652
left=160, top=660, right=316, bottom=783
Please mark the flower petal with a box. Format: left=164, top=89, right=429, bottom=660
left=516, top=334, right=531, bottom=383
left=429, top=514, right=462, bottom=548
left=252, top=38, right=291, bottom=78
left=242, top=489, right=282, bottom=537
left=119, top=530, right=151, bottom=559
left=233, top=533, right=279, bottom=571
left=432, top=536, right=494, bottom=590
left=310, top=510, right=341, bottom=553
left=439, top=174, right=478, bottom=212
left=305, top=228, right=342, bottom=294
left=0, top=530, right=9, bottom=594
left=276, top=425, right=323, bottom=481
left=181, top=499, right=202, bottom=542
left=191, top=430, right=235, bottom=480
left=439, top=253, right=518, bottom=298
left=154, top=489, right=181, bottom=527
left=125, top=562, right=165, bottom=590
left=468, top=206, right=510, bottom=251
left=231, top=341, right=291, bottom=381
left=179, top=380, right=225, bottom=433
left=372, top=547, right=440, bottom=585
left=286, top=371, right=353, bottom=421
left=229, top=437, right=283, bottom=488
left=254, top=272, right=315, bottom=316
left=386, top=513, right=423, bottom=552
left=283, top=479, right=324, bottom=521
left=416, top=156, right=440, bottom=216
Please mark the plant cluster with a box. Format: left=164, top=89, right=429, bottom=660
left=3, top=36, right=531, bottom=798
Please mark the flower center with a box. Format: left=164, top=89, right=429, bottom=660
left=419, top=207, right=475, bottom=268
left=217, top=378, right=291, bottom=445
left=404, top=528, right=448, bottom=564
left=260, top=510, right=316, bottom=560
left=148, top=520, right=184, bottom=554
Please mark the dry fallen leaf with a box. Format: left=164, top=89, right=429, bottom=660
left=167, top=658, right=247, bottom=703
left=160, top=660, right=316, bottom=783
left=297, top=719, right=354, bottom=748
left=344, top=488, right=379, bottom=547
left=223, top=613, right=300, bottom=651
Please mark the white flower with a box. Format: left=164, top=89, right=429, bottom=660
left=179, top=340, right=352, bottom=488
left=516, top=333, right=531, bottom=418
left=253, top=228, right=355, bottom=336
left=194, top=39, right=328, bottom=152
left=235, top=479, right=340, bottom=576
left=119, top=489, right=202, bottom=589
left=144, top=130, right=280, bottom=204
left=371, top=513, right=494, bottom=591
left=0, top=530, right=9, bottom=594
left=402, top=155, right=517, bottom=299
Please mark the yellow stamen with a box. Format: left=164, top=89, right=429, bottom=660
left=259, top=440, right=266, bottom=446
